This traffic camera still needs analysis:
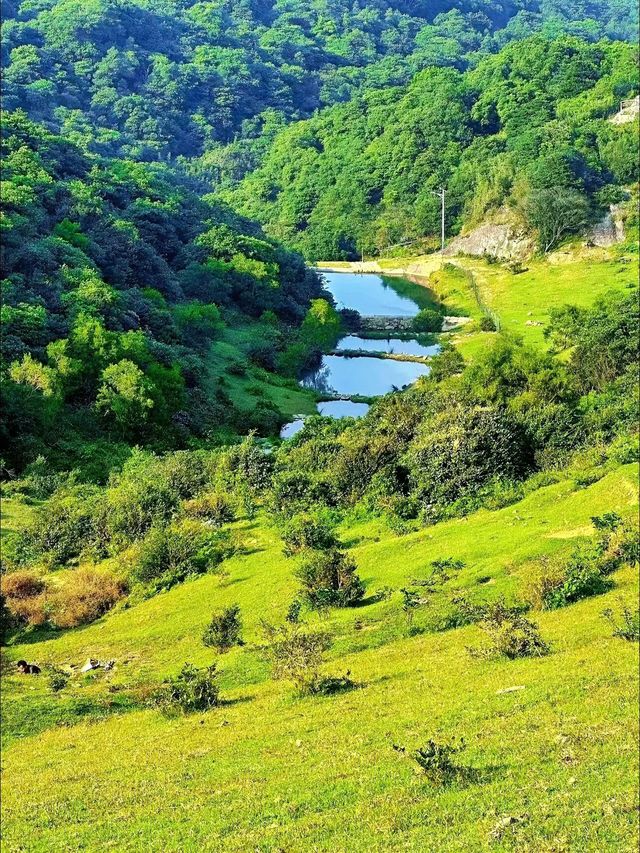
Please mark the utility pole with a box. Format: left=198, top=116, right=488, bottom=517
left=431, top=187, right=446, bottom=252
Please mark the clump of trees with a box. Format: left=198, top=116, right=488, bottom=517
left=1, top=111, right=325, bottom=472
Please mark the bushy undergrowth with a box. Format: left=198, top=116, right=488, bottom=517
left=411, top=738, right=468, bottom=785
left=262, top=621, right=333, bottom=695
left=152, top=664, right=220, bottom=715
left=131, top=521, right=235, bottom=592
left=526, top=514, right=638, bottom=610
left=202, top=604, right=243, bottom=652
left=296, top=549, right=365, bottom=609
left=470, top=601, right=550, bottom=660
left=602, top=604, right=640, bottom=641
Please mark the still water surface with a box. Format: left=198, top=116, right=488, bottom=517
left=301, top=355, right=430, bottom=397
left=281, top=272, right=436, bottom=438
left=336, top=334, right=440, bottom=358
left=321, top=271, right=420, bottom=316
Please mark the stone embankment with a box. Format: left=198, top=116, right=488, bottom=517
left=358, top=315, right=470, bottom=333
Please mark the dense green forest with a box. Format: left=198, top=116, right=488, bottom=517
left=2, top=0, right=637, bottom=171
left=1, top=109, right=329, bottom=474
left=228, top=35, right=639, bottom=257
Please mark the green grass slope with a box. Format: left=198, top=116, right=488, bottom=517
left=2, top=463, right=638, bottom=851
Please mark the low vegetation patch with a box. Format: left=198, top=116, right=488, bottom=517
left=394, top=737, right=469, bottom=786
left=151, top=663, right=221, bottom=715
left=470, top=601, right=550, bottom=660
left=602, top=603, right=640, bottom=641
left=202, top=604, right=243, bottom=652
left=262, top=621, right=334, bottom=696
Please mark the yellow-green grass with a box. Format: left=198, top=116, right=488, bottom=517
left=458, top=250, right=637, bottom=349
left=0, top=498, right=35, bottom=540
left=2, top=463, right=638, bottom=851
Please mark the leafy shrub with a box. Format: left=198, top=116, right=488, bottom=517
left=412, top=309, right=443, bottom=333
left=286, top=598, right=303, bottom=623
left=526, top=518, right=637, bottom=611
left=254, top=401, right=284, bottom=436
left=311, top=672, right=356, bottom=695
left=49, top=568, right=126, bottom=629
left=410, top=738, right=467, bottom=785
left=202, top=604, right=242, bottom=652
left=471, top=601, right=549, bottom=659
left=152, top=663, right=220, bottom=714
left=429, top=346, right=465, bottom=382
left=262, top=621, right=332, bottom=694
left=46, top=665, right=70, bottom=692
left=479, top=315, right=497, bottom=332
left=104, top=460, right=181, bottom=547
left=183, top=492, right=235, bottom=526
left=296, top=549, right=365, bottom=608
left=400, top=587, right=426, bottom=627
left=2, top=455, right=68, bottom=500
left=132, top=520, right=235, bottom=591
left=527, top=556, right=612, bottom=611
left=19, top=485, right=102, bottom=566
left=602, top=604, right=640, bottom=641
left=280, top=512, right=338, bottom=556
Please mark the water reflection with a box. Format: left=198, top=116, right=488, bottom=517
left=321, top=272, right=419, bottom=316
left=301, top=355, right=431, bottom=397
left=317, top=400, right=370, bottom=418
left=280, top=401, right=371, bottom=440
left=336, top=335, right=440, bottom=358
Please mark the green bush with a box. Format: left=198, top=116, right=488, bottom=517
left=152, top=663, right=220, bottom=714
left=602, top=604, right=640, bottom=641
left=412, top=309, right=443, bottom=333
left=19, top=485, right=102, bottom=566
left=202, top=604, right=243, bottom=652
left=296, top=549, right=365, bottom=608
left=262, top=621, right=332, bottom=695
left=534, top=558, right=612, bottom=610
left=479, top=315, right=497, bottom=332
left=410, top=738, right=467, bottom=785
left=132, top=520, right=235, bottom=591
left=280, top=512, right=339, bottom=556
left=183, top=492, right=235, bottom=526
left=46, top=665, right=70, bottom=693
left=471, top=601, right=549, bottom=659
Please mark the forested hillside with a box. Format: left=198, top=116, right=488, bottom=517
left=2, top=0, right=637, bottom=171
left=228, top=35, right=639, bottom=258
left=1, top=110, right=326, bottom=474
left=1, top=1, right=639, bottom=851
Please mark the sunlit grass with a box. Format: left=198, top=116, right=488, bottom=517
left=2, top=463, right=638, bottom=851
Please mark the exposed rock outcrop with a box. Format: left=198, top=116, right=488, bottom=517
left=588, top=204, right=626, bottom=248
left=608, top=95, right=639, bottom=125
left=443, top=222, right=533, bottom=261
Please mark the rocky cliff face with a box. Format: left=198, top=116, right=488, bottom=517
left=443, top=221, right=534, bottom=261
left=608, top=95, right=639, bottom=125
left=588, top=204, right=626, bottom=247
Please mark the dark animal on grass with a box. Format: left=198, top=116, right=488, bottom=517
left=16, top=659, right=41, bottom=674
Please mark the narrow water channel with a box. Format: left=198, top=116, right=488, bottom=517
left=280, top=271, right=440, bottom=438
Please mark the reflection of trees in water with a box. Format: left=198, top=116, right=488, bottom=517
left=301, top=361, right=335, bottom=395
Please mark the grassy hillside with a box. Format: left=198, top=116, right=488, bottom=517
left=2, top=462, right=638, bottom=850
left=2, top=247, right=638, bottom=852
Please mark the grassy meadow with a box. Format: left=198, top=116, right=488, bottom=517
left=2, top=246, right=638, bottom=852
left=2, top=460, right=638, bottom=851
